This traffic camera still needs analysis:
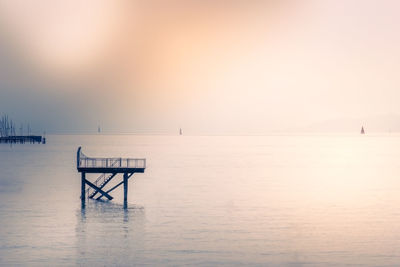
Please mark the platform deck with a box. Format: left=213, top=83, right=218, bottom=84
left=77, top=147, right=146, bottom=207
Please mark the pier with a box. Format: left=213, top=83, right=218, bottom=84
left=0, top=135, right=45, bottom=144
left=77, top=147, right=146, bottom=208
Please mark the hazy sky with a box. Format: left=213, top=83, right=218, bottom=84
left=0, top=0, right=399, bottom=134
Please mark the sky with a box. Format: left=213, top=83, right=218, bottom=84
left=0, top=0, right=400, bottom=134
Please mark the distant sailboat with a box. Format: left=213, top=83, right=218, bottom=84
left=179, top=128, right=183, bottom=135
left=98, top=125, right=101, bottom=133
left=361, top=126, right=365, bottom=134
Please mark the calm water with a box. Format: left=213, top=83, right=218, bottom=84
left=1, top=134, right=400, bottom=266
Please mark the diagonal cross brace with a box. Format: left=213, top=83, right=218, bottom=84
left=85, top=179, right=113, bottom=200
left=89, top=173, right=117, bottom=199
left=97, top=173, right=134, bottom=200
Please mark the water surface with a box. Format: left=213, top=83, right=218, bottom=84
left=1, top=134, right=400, bottom=266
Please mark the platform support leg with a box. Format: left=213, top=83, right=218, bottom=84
left=81, top=172, right=86, bottom=208
left=123, top=173, right=128, bottom=209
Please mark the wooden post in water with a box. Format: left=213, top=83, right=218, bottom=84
left=81, top=172, right=86, bottom=207
left=123, top=172, right=128, bottom=208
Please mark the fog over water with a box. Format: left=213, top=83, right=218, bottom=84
left=1, top=1, right=400, bottom=266
left=1, top=1, right=400, bottom=134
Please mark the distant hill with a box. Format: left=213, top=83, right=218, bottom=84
left=303, top=114, right=400, bottom=133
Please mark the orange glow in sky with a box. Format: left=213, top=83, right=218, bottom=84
left=1, top=0, right=400, bottom=133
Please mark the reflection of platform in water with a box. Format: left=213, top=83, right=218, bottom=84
left=77, top=147, right=146, bottom=207
left=75, top=201, right=146, bottom=262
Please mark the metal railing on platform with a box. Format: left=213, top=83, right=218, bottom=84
left=78, top=151, right=146, bottom=169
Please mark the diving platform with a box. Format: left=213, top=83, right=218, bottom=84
left=77, top=147, right=146, bottom=208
